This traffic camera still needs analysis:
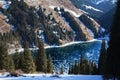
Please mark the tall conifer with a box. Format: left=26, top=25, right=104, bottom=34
left=0, top=41, right=9, bottom=70
left=47, top=55, right=53, bottom=73
left=36, top=39, right=47, bottom=72
left=13, top=49, right=19, bottom=69
left=98, top=40, right=107, bottom=74
left=22, top=42, right=36, bottom=73
left=105, top=0, right=120, bottom=79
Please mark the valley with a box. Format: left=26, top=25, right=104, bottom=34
left=0, top=0, right=116, bottom=78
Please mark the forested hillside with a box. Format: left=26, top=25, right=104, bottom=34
left=0, top=0, right=105, bottom=48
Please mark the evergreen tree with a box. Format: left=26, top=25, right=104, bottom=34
left=98, top=40, right=107, bottom=74
left=13, top=49, right=19, bottom=69
left=36, top=39, right=47, bottom=72
left=8, top=56, right=15, bottom=72
left=69, top=64, right=74, bottom=74
left=74, top=61, right=79, bottom=74
left=68, top=65, right=71, bottom=74
left=60, top=66, right=64, bottom=74
left=105, top=0, right=120, bottom=79
left=22, top=42, right=36, bottom=73
left=0, top=41, right=9, bottom=70
left=92, top=62, right=98, bottom=75
left=68, top=54, right=98, bottom=75
left=47, top=55, right=53, bottom=73
left=18, top=52, right=24, bottom=70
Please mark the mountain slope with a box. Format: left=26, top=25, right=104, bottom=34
left=70, top=0, right=116, bottom=31
left=0, top=0, right=105, bottom=47
left=70, top=0, right=116, bottom=18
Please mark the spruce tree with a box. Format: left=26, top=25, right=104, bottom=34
left=92, top=62, right=98, bottom=75
left=105, top=0, right=120, bottom=79
left=47, top=55, right=53, bottom=73
left=98, top=40, right=107, bottom=74
left=19, top=52, right=24, bottom=70
left=22, top=42, right=36, bottom=73
left=8, top=56, right=15, bottom=72
left=68, top=65, right=71, bottom=74
left=60, top=66, right=64, bottom=74
left=36, top=39, right=47, bottom=72
left=74, top=61, right=79, bottom=74
left=69, top=64, right=74, bottom=74
left=13, top=49, right=19, bottom=69
left=0, top=41, right=9, bottom=70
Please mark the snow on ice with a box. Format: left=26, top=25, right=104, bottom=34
left=0, top=73, right=103, bottom=80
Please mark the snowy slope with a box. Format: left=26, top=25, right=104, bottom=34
left=0, top=0, right=11, bottom=10
left=0, top=74, right=102, bottom=80
left=70, top=0, right=116, bottom=34
left=70, top=0, right=116, bottom=18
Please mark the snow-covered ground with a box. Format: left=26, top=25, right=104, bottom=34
left=0, top=0, right=11, bottom=10
left=0, top=73, right=102, bottom=80
left=82, top=4, right=103, bottom=13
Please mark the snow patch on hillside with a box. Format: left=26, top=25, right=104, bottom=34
left=0, top=1, right=11, bottom=10
left=79, top=9, right=89, bottom=15
left=94, top=0, right=105, bottom=5
left=82, top=4, right=103, bottom=12
left=64, top=9, right=80, bottom=17
left=91, top=0, right=117, bottom=5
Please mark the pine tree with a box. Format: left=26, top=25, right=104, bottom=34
left=105, top=0, right=120, bottom=79
left=0, top=41, right=9, bottom=70
left=22, top=42, right=36, bottom=73
left=47, top=55, right=53, bottom=73
left=98, top=40, right=107, bottom=75
left=36, top=39, right=47, bottom=72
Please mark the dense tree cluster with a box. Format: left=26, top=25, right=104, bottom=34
left=79, top=14, right=99, bottom=38
left=0, top=40, right=53, bottom=73
left=68, top=55, right=98, bottom=75
left=60, top=8, right=87, bottom=41
left=0, top=40, right=14, bottom=71
left=0, top=31, right=20, bottom=45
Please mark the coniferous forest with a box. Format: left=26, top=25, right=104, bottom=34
left=0, top=0, right=120, bottom=79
